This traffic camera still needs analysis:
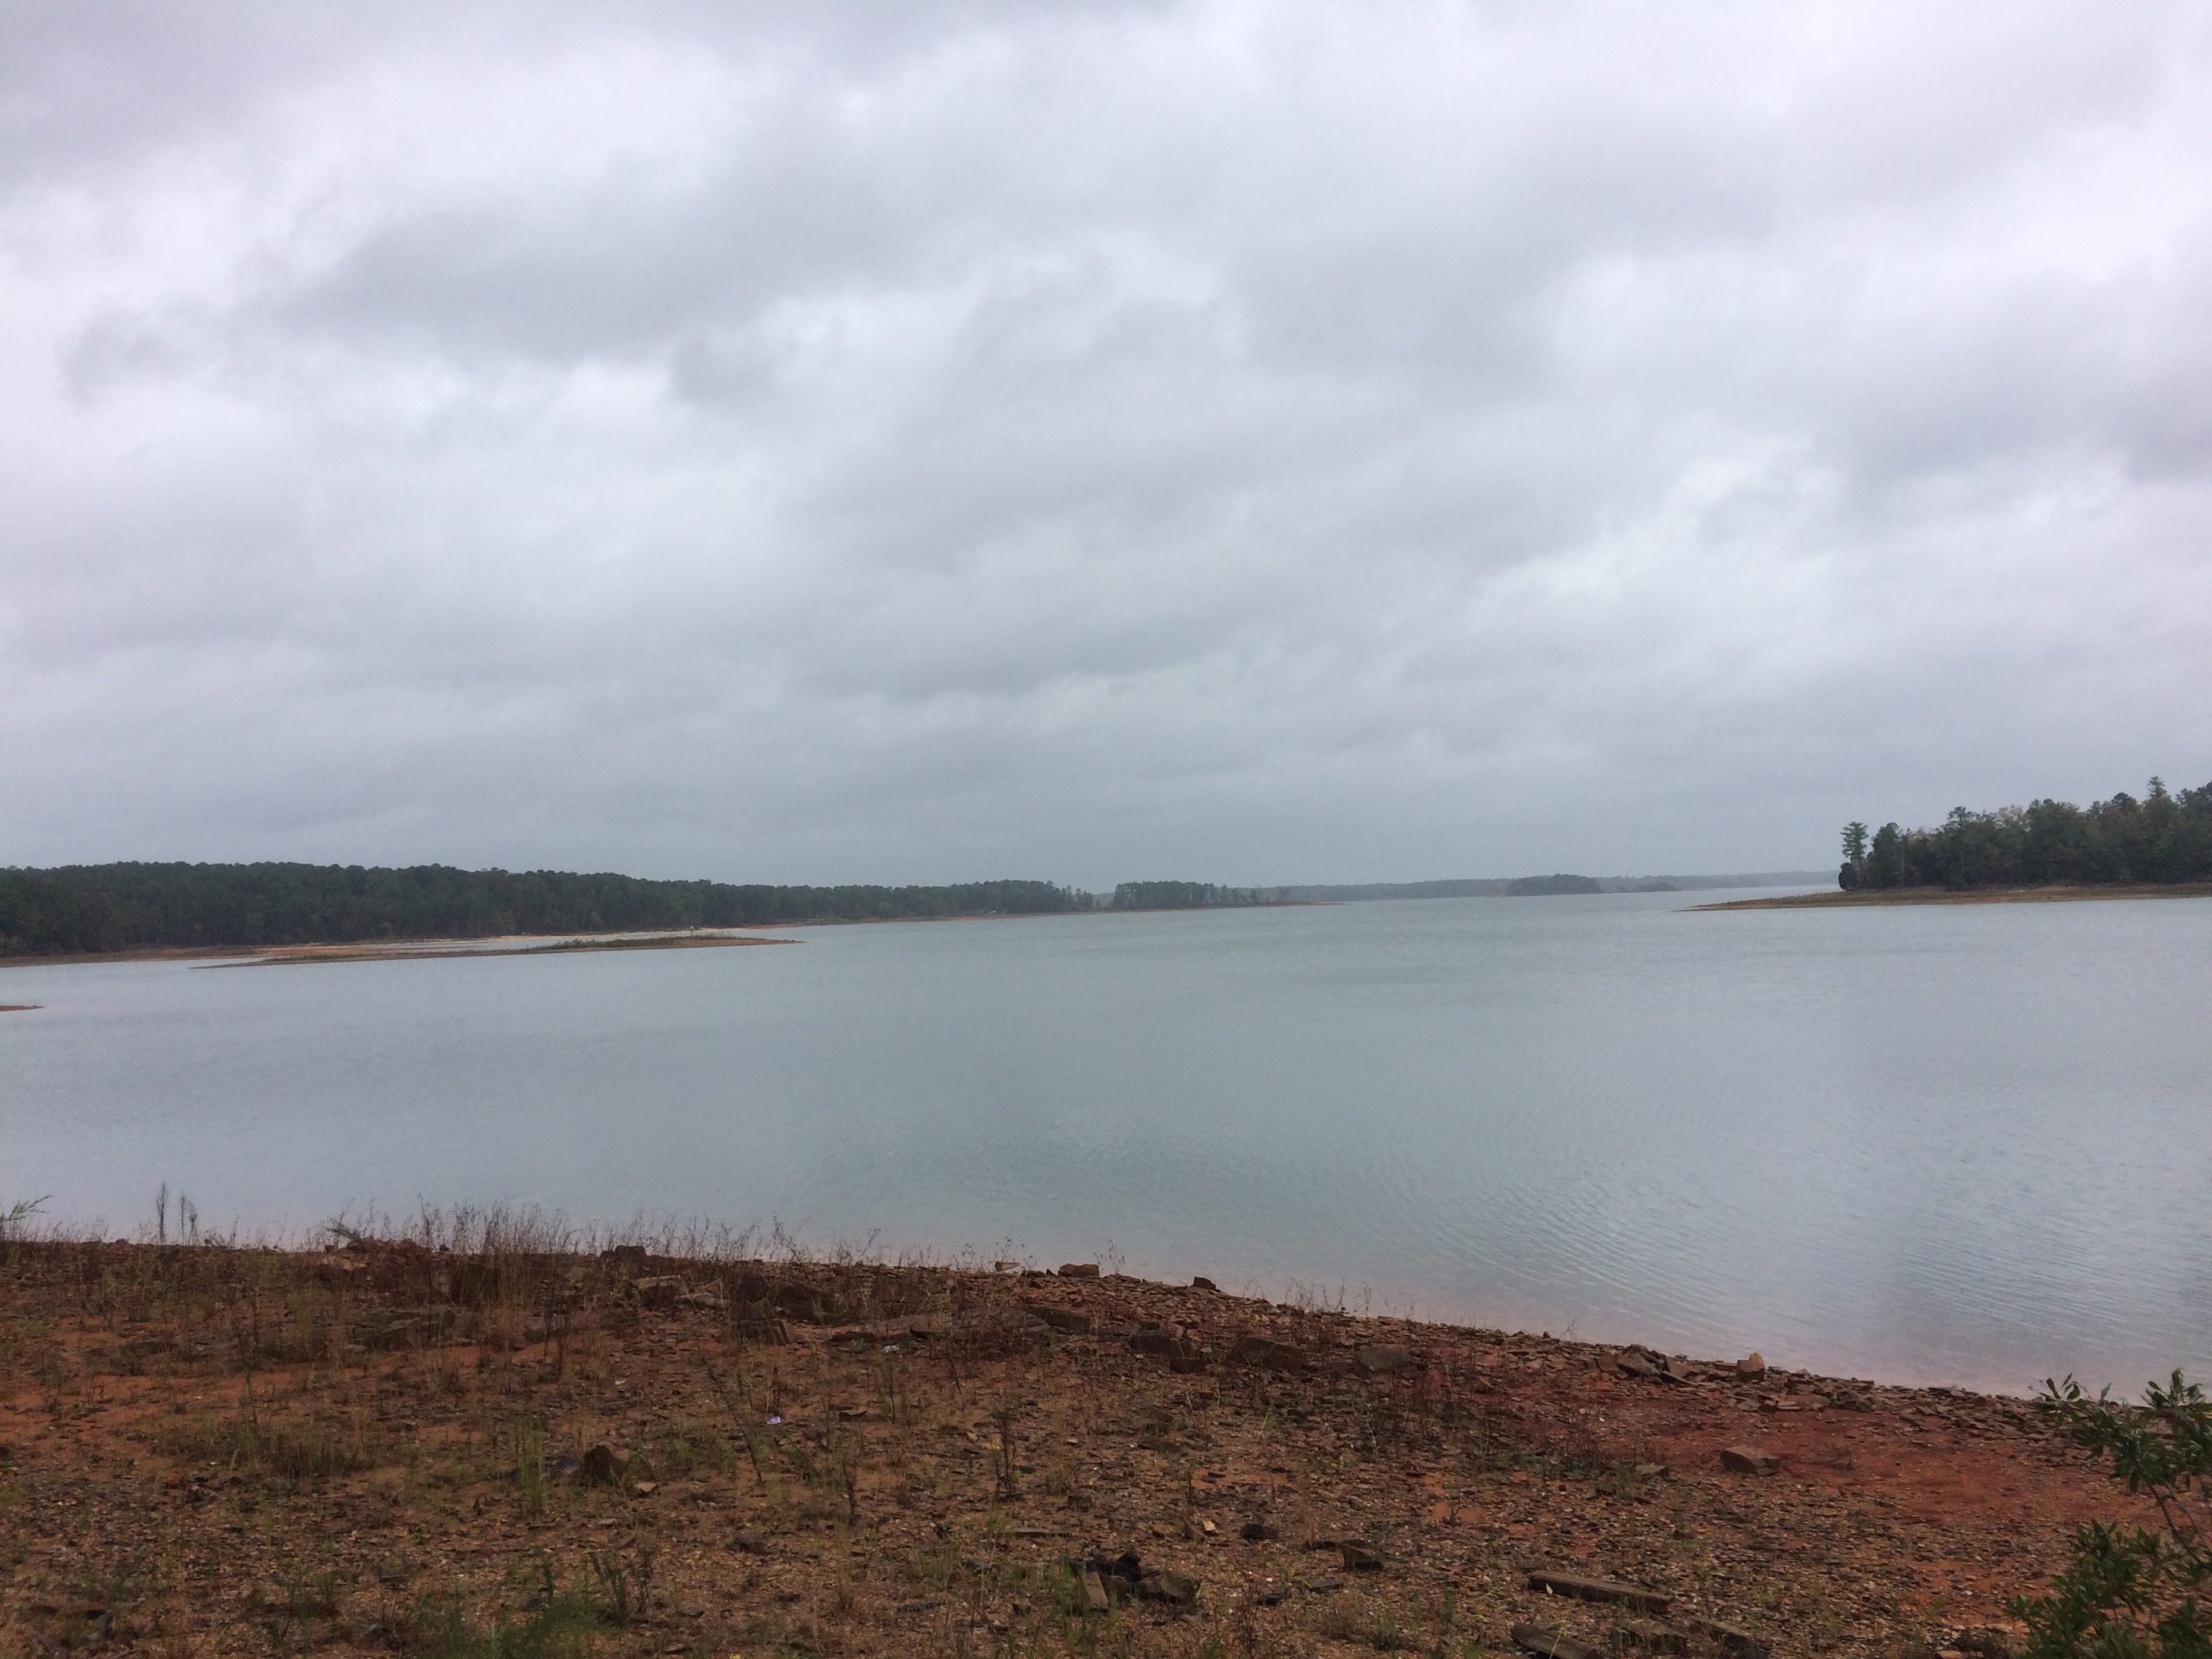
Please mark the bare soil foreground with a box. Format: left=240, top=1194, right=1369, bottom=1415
left=1694, top=883, right=2212, bottom=912
left=0, top=1235, right=2145, bottom=1657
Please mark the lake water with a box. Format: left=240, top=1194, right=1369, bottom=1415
left=5, top=892, right=2209, bottom=1392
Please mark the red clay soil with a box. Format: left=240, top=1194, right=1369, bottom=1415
left=0, top=1240, right=2143, bottom=1656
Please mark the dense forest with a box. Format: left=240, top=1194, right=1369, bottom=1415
left=0, top=862, right=1100, bottom=957
left=1504, top=873, right=1606, bottom=896
left=1108, top=880, right=1266, bottom=910
left=1838, top=777, right=2212, bottom=891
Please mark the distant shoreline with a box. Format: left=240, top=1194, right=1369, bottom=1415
left=0, top=930, right=788, bottom=969
left=0, top=903, right=1333, bottom=967
left=1695, top=881, right=2212, bottom=911
left=229, top=931, right=790, bottom=966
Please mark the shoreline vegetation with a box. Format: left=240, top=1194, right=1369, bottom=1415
left=0, top=862, right=1831, bottom=964
left=0, top=866, right=1107, bottom=961
left=1695, top=881, right=2212, bottom=912
left=1832, top=775, right=2212, bottom=897
left=0, top=1207, right=2154, bottom=1656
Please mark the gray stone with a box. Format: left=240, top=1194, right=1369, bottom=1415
left=1230, top=1335, right=1306, bottom=1372
left=1511, top=1626, right=1601, bottom=1659
left=1354, top=1343, right=1416, bottom=1376
left=1523, top=1567, right=1672, bottom=1614
left=1719, top=1446, right=1779, bottom=1476
left=1138, top=1569, right=1198, bottom=1605
left=1338, top=1540, right=1385, bottom=1572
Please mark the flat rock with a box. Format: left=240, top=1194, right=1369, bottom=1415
left=1737, top=1351, right=1766, bottom=1377
left=1524, top=1567, right=1673, bottom=1614
left=1354, top=1343, right=1416, bottom=1376
left=1229, top=1335, right=1306, bottom=1372
left=1032, top=1306, right=1092, bottom=1335
left=1616, top=1349, right=1660, bottom=1380
left=1190, top=1275, right=1217, bottom=1291
left=1338, top=1540, right=1385, bottom=1572
left=1128, top=1327, right=1205, bottom=1370
left=1719, top=1446, right=1779, bottom=1476
left=1239, top=1521, right=1280, bottom=1542
left=1948, top=1630, right=2018, bottom=1659
left=1690, top=1618, right=1772, bottom=1657
left=1138, top=1569, right=1198, bottom=1605
left=1511, top=1626, right=1602, bottom=1659
left=1057, top=1262, right=1101, bottom=1278
left=1615, top=1621, right=1690, bottom=1654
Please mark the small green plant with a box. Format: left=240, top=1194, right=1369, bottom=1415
left=411, top=1591, right=597, bottom=1658
left=159, top=1410, right=383, bottom=1484
left=0, top=1194, right=49, bottom=1242
left=508, top=1415, right=549, bottom=1517
left=587, top=1546, right=654, bottom=1627
left=2012, top=1370, right=2212, bottom=1656
left=912, top=1541, right=961, bottom=1593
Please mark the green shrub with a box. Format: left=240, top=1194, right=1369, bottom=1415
left=2014, top=1371, right=2212, bottom=1657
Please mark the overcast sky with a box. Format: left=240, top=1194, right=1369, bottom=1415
left=5, top=3, right=2209, bottom=887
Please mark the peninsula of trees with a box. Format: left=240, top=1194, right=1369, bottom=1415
left=1108, top=880, right=1266, bottom=910
left=0, top=863, right=1100, bottom=957
left=1837, top=776, right=2212, bottom=892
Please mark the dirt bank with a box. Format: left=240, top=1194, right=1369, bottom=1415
left=0, top=1236, right=2137, bottom=1656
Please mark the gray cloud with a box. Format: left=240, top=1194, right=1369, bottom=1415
left=4, top=2, right=2210, bottom=886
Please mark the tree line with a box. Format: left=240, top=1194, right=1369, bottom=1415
left=1108, top=880, right=1266, bottom=910
left=0, top=862, right=1105, bottom=956
left=1838, top=776, right=2212, bottom=892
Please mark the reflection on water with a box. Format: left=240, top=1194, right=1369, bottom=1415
left=4, top=891, right=2209, bottom=1390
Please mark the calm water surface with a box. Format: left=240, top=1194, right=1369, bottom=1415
left=5, top=892, right=2209, bottom=1391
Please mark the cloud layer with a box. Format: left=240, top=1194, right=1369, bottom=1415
left=6, top=2, right=2210, bottom=884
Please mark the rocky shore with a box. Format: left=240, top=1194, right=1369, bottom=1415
left=0, top=1236, right=2138, bottom=1656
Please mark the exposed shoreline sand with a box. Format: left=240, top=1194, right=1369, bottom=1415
left=229, top=931, right=789, bottom=967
